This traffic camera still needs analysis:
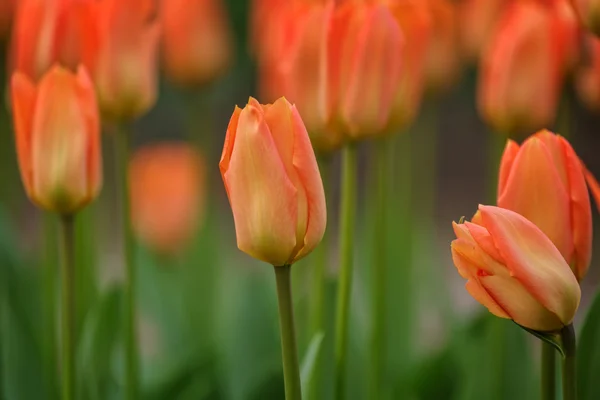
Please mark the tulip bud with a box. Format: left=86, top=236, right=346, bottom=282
left=93, top=0, right=160, bottom=122
left=451, top=205, right=580, bottom=332
left=576, top=35, right=600, bottom=111
left=130, top=143, right=205, bottom=255
left=498, top=130, right=593, bottom=281
left=11, top=65, right=102, bottom=215
left=570, top=0, right=600, bottom=36
left=478, top=1, right=562, bottom=135
left=458, top=0, right=506, bottom=63
left=160, top=0, right=233, bottom=87
left=220, top=97, right=326, bottom=266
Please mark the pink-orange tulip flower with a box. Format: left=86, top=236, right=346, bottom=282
left=11, top=65, right=101, bottom=214
left=452, top=205, right=580, bottom=332
left=130, top=143, right=205, bottom=255
left=93, top=0, right=160, bottom=122
left=570, top=0, right=600, bottom=36
left=423, top=0, right=460, bottom=94
left=478, top=1, right=562, bottom=135
left=11, top=0, right=97, bottom=81
left=220, top=97, right=326, bottom=266
left=160, top=0, right=233, bottom=87
left=576, top=35, right=600, bottom=111
left=497, top=130, right=595, bottom=281
left=458, top=0, right=507, bottom=62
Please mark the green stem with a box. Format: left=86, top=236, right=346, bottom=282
left=59, top=215, right=76, bottom=400
left=369, top=139, right=388, bottom=399
left=541, top=342, right=556, bottom=400
left=114, top=129, right=138, bottom=400
left=561, top=324, right=577, bottom=400
left=43, top=213, right=58, bottom=399
left=334, top=144, right=358, bottom=400
left=274, top=265, right=302, bottom=400
left=308, top=156, right=330, bottom=400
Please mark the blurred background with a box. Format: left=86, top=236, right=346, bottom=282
left=1, top=0, right=600, bottom=399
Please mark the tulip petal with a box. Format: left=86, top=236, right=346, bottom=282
left=497, top=139, right=519, bottom=199
left=451, top=222, right=506, bottom=277
left=479, top=205, right=581, bottom=326
left=224, top=102, right=298, bottom=266
left=559, top=136, right=592, bottom=280
left=534, top=130, right=568, bottom=185
left=465, top=280, right=510, bottom=319
left=11, top=72, right=37, bottom=197
left=584, top=166, right=600, bottom=214
left=497, top=137, right=573, bottom=261
left=290, top=104, right=326, bottom=262
left=479, top=274, right=564, bottom=331
left=464, top=221, right=503, bottom=263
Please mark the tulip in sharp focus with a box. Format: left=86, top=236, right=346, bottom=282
left=570, top=0, right=600, bottom=36
left=451, top=205, right=580, bottom=332
left=498, top=130, right=594, bottom=281
left=478, top=1, right=562, bottom=135
left=220, top=97, right=326, bottom=266
left=160, top=0, right=233, bottom=87
left=93, top=0, right=160, bottom=122
left=11, top=65, right=102, bottom=214
left=130, top=143, right=205, bottom=255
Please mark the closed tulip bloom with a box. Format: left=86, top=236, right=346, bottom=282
left=498, top=130, right=593, bottom=281
left=11, top=65, right=101, bottom=214
left=452, top=205, right=580, bottom=332
left=576, top=35, right=600, bottom=111
left=93, top=0, right=160, bottom=122
left=220, top=97, right=326, bottom=266
left=458, top=0, right=506, bottom=62
left=130, top=143, right=205, bottom=255
left=571, top=0, right=600, bottom=36
left=327, top=1, right=403, bottom=139
left=478, top=1, right=561, bottom=135
left=11, top=0, right=97, bottom=81
left=160, top=0, right=233, bottom=87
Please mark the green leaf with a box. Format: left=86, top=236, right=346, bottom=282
left=300, top=332, right=324, bottom=395
left=515, top=323, right=564, bottom=357
left=578, top=290, right=600, bottom=400
left=77, top=286, right=123, bottom=400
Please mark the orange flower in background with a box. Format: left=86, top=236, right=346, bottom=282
left=11, top=65, right=101, bottom=214
left=220, top=97, right=326, bottom=266
left=0, top=0, right=16, bottom=40
left=458, top=0, right=506, bottom=63
left=570, top=0, right=600, bottom=36
left=452, top=205, right=580, bottom=332
left=93, top=0, right=160, bottom=122
left=553, top=0, right=583, bottom=73
left=11, top=0, right=97, bottom=81
left=576, top=35, right=600, bottom=111
left=423, top=0, right=460, bottom=94
left=130, top=143, right=205, bottom=255
left=384, top=0, right=431, bottom=133
left=160, top=0, right=233, bottom=87
left=478, top=1, right=562, bottom=135
left=497, top=130, right=597, bottom=281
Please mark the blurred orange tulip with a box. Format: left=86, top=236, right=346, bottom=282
left=458, top=0, right=506, bottom=62
left=93, top=0, right=160, bottom=122
left=570, top=0, right=600, bottom=36
left=452, top=205, right=580, bottom=332
left=11, top=65, right=101, bottom=214
left=0, top=0, right=15, bottom=40
left=423, top=0, right=460, bottom=94
left=130, top=143, right=205, bottom=255
left=11, top=0, right=97, bottom=81
left=576, top=35, right=600, bottom=110
left=497, top=130, right=596, bottom=281
left=478, top=1, right=562, bottom=135
left=160, top=0, right=233, bottom=87
left=220, top=97, right=326, bottom=266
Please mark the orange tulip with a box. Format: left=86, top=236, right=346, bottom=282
left=160, top=0, right=233, bottom=87
left=497, top=130, right=595, bottom=281
left=458, top=0, right=507, bottom=62
left=452, top=205, right=580, bottom=332
left=130, top=143, right=205, bottom=255
left=93, top=0, right=160, bottom=122
left=576, top=35, right=600, bottom=111
left=385, top=0, right=431, bottom=132
left=11, top=65, right=101, bottom=214
left=10, top=0, right=97, bottom=81
left=423, top=0, right=460, bottom=94
left=570, top=0, right=600, bottom=36
left=326, top=1, right=403, bottom=139
left=220, top=97, right=326, bottom=266
left=0, top=0, right=16, bottom=40
left=478, top=1, right=562, bottom=135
